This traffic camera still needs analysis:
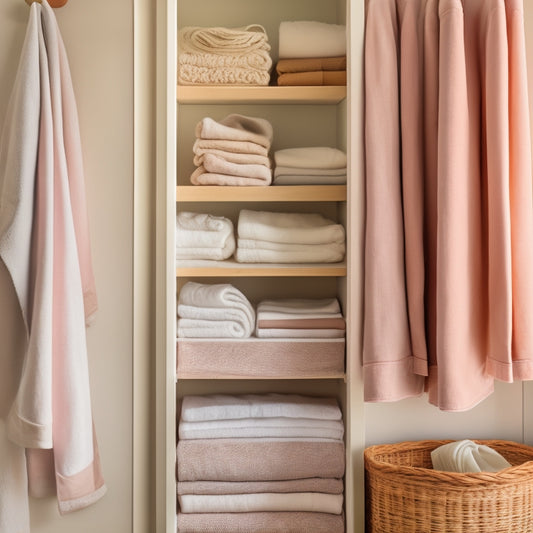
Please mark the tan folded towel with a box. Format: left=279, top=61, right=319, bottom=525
left=277, top=70, right=346, bottom=86
left=276, top=56, right=347, bottom=74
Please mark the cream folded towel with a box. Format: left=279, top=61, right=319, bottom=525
left=274, top=166, right=347, bottom=177
left=196, top=115, right=273, bottom=148
left=178, top=65, right=271, bottom=86
left=193, top=138, right=269, bottom=157
left=273, top=174, right=347, bottom=185
left=431, top=440, right=512, bottom=473
left=193, top=150, right=271, bottom=168
left=178, top=492, right=344, bottom=514
left=180, top=393, right=342, bottom=421
left=279, top=21, right=346, bottom=59
left=190, top=167, right=272, bottom=187
left=238, top=209, right=345, bottom=245
left=274, top=147, right=347, bottom=169
left=258, top=298, right=341, bottom=315
left=201, top=153, right=272, bottom=181
left=256, top=328, right=346, bottom=339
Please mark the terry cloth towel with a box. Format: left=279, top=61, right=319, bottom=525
left=273, top=174, right=347, bottom=185
left=237, top=209, right=345, bottom=245
left=256, top=318, right=346, bottom=330
left=178, top=417, right=345, bottom=441
left=274, top=147, right=347, bottom=169
left=176, top=438, right=346, bottom=481
left=274, top=166, right=347, bottom=177
left=255, top=328, right=346, bottom=339
left=431, top=440, right=512, bottom=473
left=278, top=21, right=346, bottom=59
left=193, top=150, right=271, bottom=168
left=195, top=115, right=273, bottom=148
left=178, top=492, right=344, bottom=514
left=175, top=212, right=235, bottom=261
left=257, top=297, right=341, bottom=315
left=177, top=478, right=344, bottom=495
left=0, top=0, right=105, bottom=516
left=276, top=56, right=347, bottom=75
left=180, top=393, right=342, bottom=422
left=193, top=138, right=269, bottom=157
left=190, top=167, right=272, bottom=186
left=176, top=511, right=345, bottom=533
left=277, top=70, right=347, bottom=86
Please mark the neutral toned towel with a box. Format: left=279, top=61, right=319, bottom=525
left=190, top=167, right=272, bottom=186
left=257, top=318, right=346, bottom=329
left=199, top=153, right=272, bottom=182
left=278, top=21, right=346, bottom=59
left=274, top=146, right=347, bottom=169
left=274, top=166, right=347, bottom=177
left=193, top=150, right=271, bottom=168
left=277, top=70, right=347, bottom=86
left=177, top=477, right=344, bottom=495
left=257, top=298, right=341, bottom=315
left=180, top=393, right=342, bottom=422
left=176, top=511, right=345, bottom=533
left=176, top=338, right=345, bottom=378
left=273, top=174, right=347, bottom=185
left=276, top=56, right=347, bottom=74
left=178, top=492, right=344, bottom=514
left=235, top=243, right=345, bottom=263
left=237, top=210, right=345, bottom=245
left=179, top=65, right=271, bottom=86
left=176, top=438, right=346, bottom=481
left=193, top=138, right=269, bottom=157
left=431, top=440, right=512, bottom=473
left=178, top=416, right=344, bottom=441
left=255, top=328, right=346, bottom=339
left=196, top=115, right=273, bottom=148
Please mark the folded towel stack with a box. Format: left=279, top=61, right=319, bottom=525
left=178, top=24, right=272, bottom=86
left=256, top=297, right=346, bottom=338
left=273, top=146, right=347, bottom=185
left=276, top=21, right=347, bottom=86
left=191, top=114, right=274, bottom=186
left=175, top=212, right=235, bottom=261
left=177, top=282, right=255, bottom=338
left=176, top=393, right=345, bottom=533
left=235, top=209, right=346, bottom=263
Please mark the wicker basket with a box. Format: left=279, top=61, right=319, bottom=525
left=364, top=439, right=533, bottom=533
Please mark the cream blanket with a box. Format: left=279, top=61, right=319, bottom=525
left=278, top=21, right=346, bottom=59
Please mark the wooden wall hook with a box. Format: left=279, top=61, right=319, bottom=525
left=25, top=0, right=69, bottom=7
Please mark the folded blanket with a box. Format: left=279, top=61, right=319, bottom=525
left=176, top=438, right=346, bottom=481
left=178, top=492, right=344, bottom=514
left=193, top=138, right=269, bottom=157
left=201, top=153, right=272, bottom=181
left=279, top=21, right=346, bottom=59
left=237, top=210, right=345, bottom=245
left=274, top=147, right=347, bottom=170
left=178, top=416, right=344, bottom=441
left=277, top=70, right=346, bottom=86
left=431, top=440, right=512, bottom=473
left=196, top=115, right=273, bottom=148
left=190, top=167, right=272, bottom=186
left=255, top=328, right=346, bottom=339
left=235, top=243, right=345, bottom=263
left=177, top=478, right=344, bottom=495
left=273, top=174, right=347, bottom=185
left=257, top=318, right=346, bottom=329
left=175, top=212, right=235, bottom=261
left=274, top=166, right=347, bottom=177
left=179, top=65, right=271, bottom=86
left=257, top=298, right=341, bottom=315
left=176, top=511, right=345, bottom=533
left=180, top=393, right=342, bottom=422
left=276, top=56, right=347, bottom=74
left=193, top=150, right=271, bottom=168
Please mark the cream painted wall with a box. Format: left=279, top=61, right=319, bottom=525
left=0, top=1, right=135, bottom=532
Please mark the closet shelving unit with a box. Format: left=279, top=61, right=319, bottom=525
left=155, top=0, right=366, bottom=532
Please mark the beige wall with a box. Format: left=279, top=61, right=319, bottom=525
left=0, top=1, right=135, bottom=532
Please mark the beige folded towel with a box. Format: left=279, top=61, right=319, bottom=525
left=201, top=153, right=272, bottom=181
left=274, top=147, right=347, bottom=169
left=196, top=115, right=273, bottom=148
left=193, top=150, right=271, bottom=168
left=193, top=138, right=269, bottom=157
left=190, top=167, right=271, bottom=186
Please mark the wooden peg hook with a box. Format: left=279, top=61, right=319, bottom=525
left=25, top=0, right=69, bottom=7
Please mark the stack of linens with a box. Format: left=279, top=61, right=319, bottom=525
left=275, top=21, right=346, bottom=86
left=176, top=393, right=345, bottom=533
left=191, top=114, right=273, bottom=186
left=255, top=298, right=345, bottom=338
left=273, top=147, right=347, bottom=185
left=177, top=282, right=255, bottom=338
left=175, top=212, right=235, bottom=261
left=178, top=24, right=272, bottom=86
left=235, top=209, right=346, bottom=263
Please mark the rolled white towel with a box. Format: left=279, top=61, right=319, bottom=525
left=196, top=114, right=273, bottom=148
left=274, top=147, right=347, bottom=169
left=431, top=440, right=512, bottom=473
left=237, top=209, right=345, bottom=245
left=278, top=21, right=346, bottom=59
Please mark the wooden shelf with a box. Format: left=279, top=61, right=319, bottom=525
left=176, top=185, right=347, bottom=202
left=177, top=85, right=347, bottom=104
left=177, top=373, right=346, bottom=380
left=176, top=260, right=347, bottom=277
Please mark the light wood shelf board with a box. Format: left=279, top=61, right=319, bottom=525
left=177, top=373, right=346, bottom=380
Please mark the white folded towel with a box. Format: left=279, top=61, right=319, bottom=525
left=180, top=393, right=342, bottom=422
left=274, top=147, right=347, bottom=169
left=431, top=440, right=512, bottom=473
left=235, top=242, right=345, bottom=263
left=278, top=21, right=346, bottom=59
left=237, top=209, right=345, bottom=245
left=255, top=328, right=346, bottom=339
left=257, top=298, right=341, bottom=315
left=178, top=492, right=344, bottom=514
left=177, top=318, right=252, bottom=338
left=196, top=114, right=273, bottom=148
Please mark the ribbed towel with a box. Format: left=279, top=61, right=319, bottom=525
left=237, top=209, right=345, bottom=245
left=278, top=21, right=346, bottom=59
left=175, top=212, right=235, bottom=261
left=274, top=147, right=347, bottom=170
left=180, top=393, right=341, bottom=421
left=179, top=65, right=271, bottom=86
left=177, top=478, right=344, bottom=495
left=195, top=115, right=273, bottom=148
left=431, top=440, right=512, bottom=473
left=178, top=492, right=344, bottom=514
left=176, top=438, right=346, bottom=481
left=176, top=511, right=345, bottom=533
left=178, top=417, right=344, bottom=440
